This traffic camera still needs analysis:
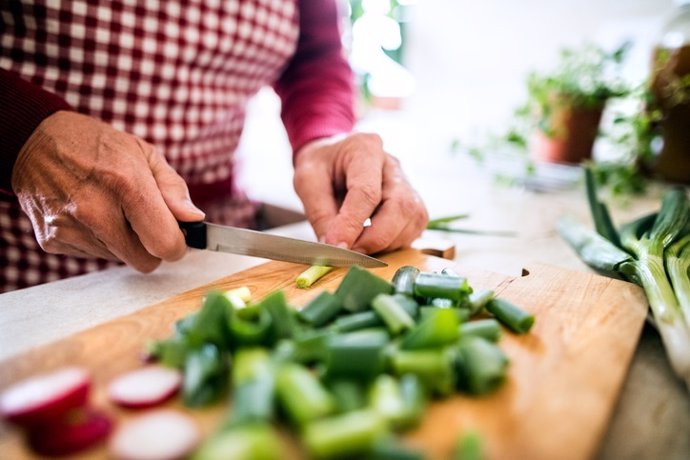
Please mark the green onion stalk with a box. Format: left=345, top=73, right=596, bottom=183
left=559, top=168, right=690, bottom=390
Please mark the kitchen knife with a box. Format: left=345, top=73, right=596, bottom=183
left=179, top=221, right=387, bottom=268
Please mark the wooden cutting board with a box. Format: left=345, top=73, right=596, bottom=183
left=0, top=249, right=648, bottom=460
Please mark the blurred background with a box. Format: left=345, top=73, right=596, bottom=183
left=236, top=0, right=679, bottom=220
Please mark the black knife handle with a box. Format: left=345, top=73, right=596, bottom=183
left=179, top=221, right=207, bottom=249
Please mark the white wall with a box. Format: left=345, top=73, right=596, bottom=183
left=403, top=0, right=675, bottom=137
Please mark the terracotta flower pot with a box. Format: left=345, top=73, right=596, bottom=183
left=531, top=102, right=605, bottom=165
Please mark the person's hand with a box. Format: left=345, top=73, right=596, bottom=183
left=11, top=111, right=205, bottom=272
left=293, top=132, right=428, bottom=254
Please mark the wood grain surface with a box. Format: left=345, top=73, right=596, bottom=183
left=0, top=249, right=648, bottom=460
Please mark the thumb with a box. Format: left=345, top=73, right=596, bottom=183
left=146, top=147, right=205, bottom=222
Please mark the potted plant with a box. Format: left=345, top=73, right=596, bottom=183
left=522, top=43, right=630, bottom=164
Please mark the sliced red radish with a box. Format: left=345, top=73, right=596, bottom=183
left=0, top=367, right=90, bottom=426
left=109, top=409, right=201, bottom=460
left=27, top=407, right=112, bottom=456
left=108, top=365, right=182, bottom=409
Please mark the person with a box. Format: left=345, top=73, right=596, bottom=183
left=0, top=0, right=428, bottom=293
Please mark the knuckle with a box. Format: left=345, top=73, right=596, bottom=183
left=356, top=184, right=382, bottom=207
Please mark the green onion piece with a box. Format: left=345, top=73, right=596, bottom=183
left=372, top=294, right=416, bottom=335
left=414, top=272, right=472, bottom=301
left=329, top=379, right=366, bottom=413
left=456, top=336, right=509, bottom=395
left=226, top=348, right=274, bottom=427
left=419, top=306, right=469, bottom=323
left=430, top=297, right=455, bottom=308
left=229, top=304, right=273, bottom=347
left=335, top=266, right=394, bottom=312
left=392, top=294, right=419, bottom=319
left=467, top=289, right=495, bottom=315
left=192, top=424, right=281, bottom=460
left=392, top=266, right=420, bottom=297
left=485, top=299, right=534, bottom=334
left=325, top=329, right=389, bottom=380
left=392, top=348, right=456, bottom=397
left=186, top=291, right=233, bottom=349
left=147, top=337, right=187, bottom=369
left=454, top=430, right=484, bottom=460
left=257, top=291, right=296, bottom=342
left=401, top=309, right=460, bottom=350
left=299, top=291, right=343, bottom=327
left=271, top=330, right=332, bottom=365
left=302, top=410, right=388, bottom=459
left=369, top=437, right=425, bottom=460
left=183, top=344, right=229, bottom=407
left=296, top=265, right=334, bottom=289
left=276, top=363, right=335, bottom=426
left=369, top=374, right=408, bottom=430
left=460, top=319, right=502, bottom=342
left=226, top=286, right=252, bottom=303
left=398, top=373, right=426, bottom=429
left=332, top=311, right=384, bottom=333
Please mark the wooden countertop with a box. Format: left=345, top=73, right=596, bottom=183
left=1, top=158, right=688, bottom=459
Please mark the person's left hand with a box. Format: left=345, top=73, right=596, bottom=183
left=293, top=132, right=428, bottom=254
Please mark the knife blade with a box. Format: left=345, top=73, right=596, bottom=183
left=179, top=221, right=387, bottom=268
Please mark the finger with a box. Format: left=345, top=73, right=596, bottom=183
left=32, top=211, right=118, bottom=260
left=148, top=145, right=206, bottom=223
left=70, top=197, right=164, bottom=272
left=294, top=161, right=339, bottom=241
left=381, top=218, right=422, bottom=253
left=322, top=155, right=384, bottom=248
left=119, top=140, right=189, bottom=262
left=93, top=218, right=163, bottom=272
left=350, top=197, right=406, bottom=254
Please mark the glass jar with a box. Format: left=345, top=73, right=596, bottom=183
left=648, top=0, right=690, bottom=183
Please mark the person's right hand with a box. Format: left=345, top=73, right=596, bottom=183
left=11, top=111, right=205, bottom=272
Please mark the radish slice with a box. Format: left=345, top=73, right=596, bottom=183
left=0, top=367, right=90, bottom=426
left=27, top=407, right=112, bottom=456
left=109, top=409, right=201, bottom=460
left=108, top=366, right=182, bottom=409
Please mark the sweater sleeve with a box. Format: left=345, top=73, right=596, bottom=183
left=0, top=68, right=73, bottom=195
left=273, top=0, right=355, bottom=156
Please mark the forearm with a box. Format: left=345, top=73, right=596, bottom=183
left=274, top=0, right=355, bottom=156
left=0, top=68, right=72, bottom=195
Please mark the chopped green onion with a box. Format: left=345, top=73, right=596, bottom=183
left=372, top=294, right=416, bottom=335
left=302, top=410, right=388, bottom=459
left=296, top=265, right=334, bottom=289
left=332, top=311, right=384, bottom=333
left=392, top=294, right=419, bottom=319
left=456, top=336, right=509, bottom=395
left=183, top=344, right=229, bottom=407
left=325, top=329, right=389, bottom=380
left=276, top=363, right=335, bottom=426
left=460, top=319, right=502, bottom=342
left=401, top=309, right=460, bottom=350
left=392, top=348, right=456, bottom=397
left=369, top=374, right=408, bottom=429
left=453, top=430, right=484, bottom=460
left=392, top=266, right=420, bottom=297
left=229, top=304, right=273, bottom=346
left=335, top=266, right=394, bottom=312
left=299, top=291, right=343, bottom=327
left=419, top=306, right=469, bottom=323
left=227, top=348, right=274, bottom=427
left=192, top=424, right=281, bottom=460
left=369, top=438, right=425, bottom=460
left=467, top=289, right=495, bottom=315
left=259, top=291, right=296, bottom=342
left=414, top=272, right=472, bottom=301
left=329, top=379, right=366, bottom=413
left=485, top=299, right=534, bottom=334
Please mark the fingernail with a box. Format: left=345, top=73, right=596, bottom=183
left=318, top=236, right=327, bottom=244
left=185, top=199, right=205, bottom=217
left=336, top=242, right=349, bottom=249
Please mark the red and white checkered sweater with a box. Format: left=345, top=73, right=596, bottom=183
left=0, top=0, right=355, bottom=292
